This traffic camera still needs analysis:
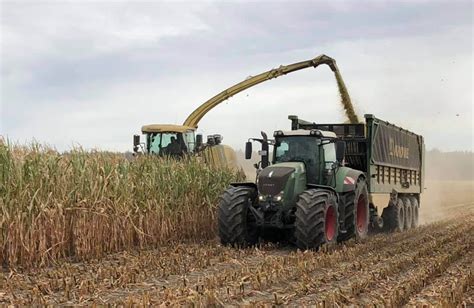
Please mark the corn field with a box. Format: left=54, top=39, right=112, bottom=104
left=0, top=143, right=240, bottom=268
left=1, top=202, right=473, bottom=306
left=0, top=143, right=473, bottom=306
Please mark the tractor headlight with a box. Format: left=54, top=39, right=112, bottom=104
left=258, top=195, right=266, bottom=202
left=272, top=192, right=284, bottom=202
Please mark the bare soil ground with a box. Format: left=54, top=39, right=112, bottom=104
left=1, top=181, right=473, bottom=306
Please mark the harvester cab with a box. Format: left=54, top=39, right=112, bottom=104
left=218, top=115, right=369, bottom=250
left=134, top=124, right=198, bottom=157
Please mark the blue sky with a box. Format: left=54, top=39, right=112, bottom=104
left=1, top=0, right=472, bottom=151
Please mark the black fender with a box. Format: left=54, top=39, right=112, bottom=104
left=229, top=182, right=258, bottom=198
left=230, top=182, right=257, bottom=189
left=307, top=184, right=339, bottom=203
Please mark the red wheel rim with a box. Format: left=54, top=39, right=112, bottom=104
left=325, top=206, right=336, bottom=241
left=356, top=195, right=367, bottom=233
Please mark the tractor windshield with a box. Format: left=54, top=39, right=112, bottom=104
left=274, top=136, right=321, bottom=184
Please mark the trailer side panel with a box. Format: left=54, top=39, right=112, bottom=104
left=365, top=114, right=424, bottom=194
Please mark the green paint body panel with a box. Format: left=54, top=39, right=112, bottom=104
left=260, top=162, right=307, bottom=207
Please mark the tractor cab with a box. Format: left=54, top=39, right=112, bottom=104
left=272, top=129, right=340, bottom=186
left=246, top=129, right=345, bottom=191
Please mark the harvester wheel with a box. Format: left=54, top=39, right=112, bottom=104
left=383, top=198, right=405, bottom=232
left=338, top=178, right=369, bottom=242
left=295, top=189, right=338, bottom=250
left=217, top=186, right=259, bottom=247
left=402, top=197, right=413, bottom=230
left=409, top=196, right=419, bottom=228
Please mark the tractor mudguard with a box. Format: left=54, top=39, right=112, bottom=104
left=230, top=182, right=258, bottom=192
left=229, top=182, right=258, bottom=199
left=307, top=184, right=339, bottom=202
left=335, top=167, right=365, bottom=193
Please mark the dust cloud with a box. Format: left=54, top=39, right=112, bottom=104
left=420, top=150, right=474, bottom=223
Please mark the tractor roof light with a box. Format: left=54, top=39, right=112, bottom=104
left=273, top=130, right=284, bottom=137
left=310, top=129, right=322, bottom=137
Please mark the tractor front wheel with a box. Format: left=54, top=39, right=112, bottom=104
left=218, top=186, right=259, bottom=247
left=295, top=189, right=338, bottom=250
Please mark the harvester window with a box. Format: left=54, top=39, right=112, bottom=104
left=148, top=133, right=180, bottom=155
left=148, top=133, right=162, bottom=154
left=183, top=132, right=195, bottom=152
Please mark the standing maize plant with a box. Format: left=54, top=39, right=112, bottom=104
left=0, top=142, right=241, bottom=268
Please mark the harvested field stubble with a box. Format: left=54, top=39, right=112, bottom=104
left=0, top=143, right=240, bottom=268
left=2, top=203, right=473, bottom=306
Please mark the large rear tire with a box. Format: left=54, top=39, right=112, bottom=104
left=338, top=178, right=369, bottom=242
left=402, top=197, right=413, bottom=230
left=383, top=198, right=405, bottom=232
left=295, top=189, right=338, bottom=250
left=409, top=196, right=420, bottom=228
left=218, top=186, right=259, bottom=247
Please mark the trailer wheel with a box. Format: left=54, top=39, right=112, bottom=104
left=295, top=189, right=338, bottom=250
left=338, top=178, right=369, bottom=242
left=402, top=197, right=413, bottom=230
left=409, top=196, right=419, bottom=228
left=218, top=186, right=259, bottom=247
left=383, top=198, right=405, bottom=232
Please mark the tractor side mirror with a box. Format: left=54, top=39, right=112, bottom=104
left=196, top=134, right=203, bottom=147
left=133, top=135, right=140, bottom=153
left=335, top=141, right=346, bottom=163
left=245, top=141, right=252, bottom=159
left=260, top=131, right=269, bottom=168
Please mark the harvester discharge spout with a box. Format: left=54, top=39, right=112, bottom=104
left=183, top=54, right=360, bottom=128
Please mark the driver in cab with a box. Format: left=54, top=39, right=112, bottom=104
left=164, top=137, right=182, bottom=156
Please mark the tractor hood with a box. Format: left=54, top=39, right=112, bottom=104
left=257, top=162, right=306, bottom=199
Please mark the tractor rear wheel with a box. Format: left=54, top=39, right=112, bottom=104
left=338, top=178, right=369, bottom=242
left=218, top=186, right=259, bottom=247
left=295, top=189, right=338, bottom=250
left=402, top=197, right=413, bottom=230
left=409, top=196, right=420, bottom=228
left=383, top=198, right=405, bottom=232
